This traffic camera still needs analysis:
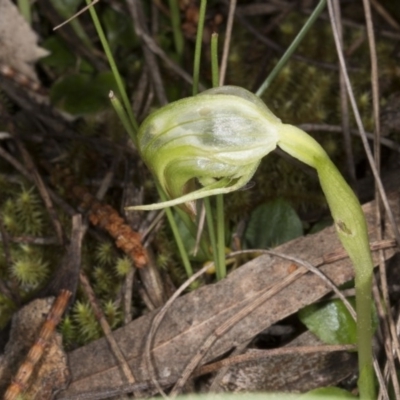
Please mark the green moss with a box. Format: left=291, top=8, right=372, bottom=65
left=11, top=245, right=49, bottom=289
left=114, top=256, right=133, bottom=277
left=103, top=299, right=122, bottom=329
left=73, top=300, right=102, bottom=343
left=59, top=315, right=76, bottom=346
left=95, top=241, right=117, bottom=267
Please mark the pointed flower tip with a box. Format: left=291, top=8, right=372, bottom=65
left=134, top=86, right=282, bottom=212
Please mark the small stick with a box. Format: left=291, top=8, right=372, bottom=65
left=219, top=0, right=237, bottom=86
left=79, top=272, right=139, bottom=395
left=4, top=290, right=72, bottom=400
left=14, top=138, right=65, bottom=245
left=53, top=0, right=99, bottom=31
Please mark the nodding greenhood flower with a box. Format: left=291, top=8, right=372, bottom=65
left=130, top=86, right=281, bottom=214
left=128, top=85, right=375, bottom=399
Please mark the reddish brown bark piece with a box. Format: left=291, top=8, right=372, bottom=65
left=0, top=293, right=71, bottom=400
left=3, top=290, right=71, bottom=400
left=58, top=188, right=399, bottom=398
left=69, top=182, right=148, bottom=268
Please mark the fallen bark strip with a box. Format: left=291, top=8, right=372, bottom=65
left=204, top=331, right=358, bottom=393
left=59, top=188, right=399, bottom=398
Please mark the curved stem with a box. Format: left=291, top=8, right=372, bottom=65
left=278, top=124, right=375, bottom=400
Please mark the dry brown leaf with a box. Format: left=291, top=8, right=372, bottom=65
left=210, top=331, right=357, bottom=393
left=0, top=0, right=48, bottom=82
left=57, top=185, right=399, bottom=399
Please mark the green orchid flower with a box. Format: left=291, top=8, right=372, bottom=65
left=127, top=85, right=375, bottom=399
left=132, top=86, right=280, bottom=214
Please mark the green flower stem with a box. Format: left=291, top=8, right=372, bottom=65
left=158, top=184, right=193, bottom=278
left=211, top=33, right=219, bottom=87
left=192, top=0, right=207, bottom=95
left=85, top=0, right=138, bottom=138
left=216, top=194, right=226, bottom=280
left=278, top=124, right=374, bottom=400
left=210, top=32, right=227, bottom=280
left=109, top=92, right=137, bottom=144
left=204, top=198, right=220, bottom=277
left=168, top=0, right=184, bottom=60
left=255, top=0, right=327, bottom=97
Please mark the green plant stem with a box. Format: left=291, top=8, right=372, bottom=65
left=278, top=124, right=375, bottom=400
left=109, top=92, right=137, bottom=145
left=175, top=207, right=212, bottom=260
left=210, top=31, right=226, bottom=280
left=158, top=185, right=193, bottom=278
left=204, top=198, right=220, bottom=278
left=85, top=0, right=138, bottom=138
left=168, top=0, right=184, bottom=60
left=192, top=0, right=207, bottom=96
left=211, top=33, right=219, bottom=87
left=255, top=0, right=327, bottom=97
left=215, top=194, right=226, bottom=280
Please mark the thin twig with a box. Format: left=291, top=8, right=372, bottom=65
left=0, top=146, right=76, bottom=216
left=372, top=281, right=395, bottom=400
left=298, top=123, right=400, bottom=152
left=318, top=11, right=400, bottom=41
left=53, top=0, right=99, bottom=30
left=145, top=263, right=212, bottom=398
left=370, top=0, right=400, bottom=31
left=219, top=0, right=237, bottom=85
left=40, top=0, right=108, bottom=71
left=132, top=69, right=150, bottom=118
left=126, top=0, right=167, bottom=105
left=361, top=0, right=400, bottom=397
left=79, top=272, right=139, bottom=394
left=332, top=0, right=356, bottom=188
left=14, top=138, right=65, bottom=245
left=139, top=31, right=201, bottom=90
left=95, top=157, right=120, bottom=201
left=327, top=0, right=400, bottom=251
